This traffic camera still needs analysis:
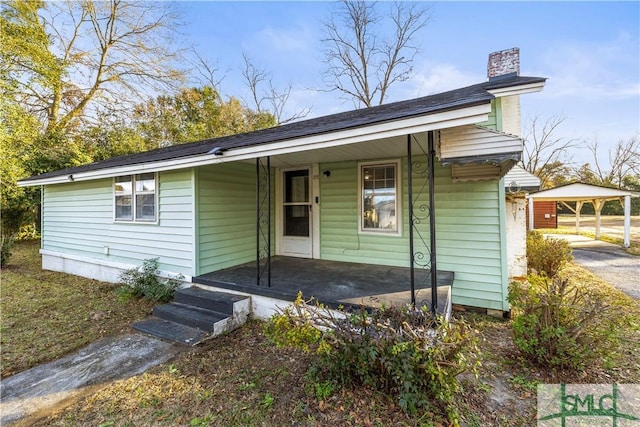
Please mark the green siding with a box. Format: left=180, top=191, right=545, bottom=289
left=319, top=158, right=506, bottom=310
left=197, top=162, right=258, bottom=275
left=42, top=170, right=194, bottom=275
left=478, top=98, right=502, bottom=131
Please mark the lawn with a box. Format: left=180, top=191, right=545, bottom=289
left=0, top=240, right=155, bottom=378
left=3, top=240, right=639, bottom=426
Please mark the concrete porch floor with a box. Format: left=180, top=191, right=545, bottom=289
left=193, top=257, right=453, bottom=315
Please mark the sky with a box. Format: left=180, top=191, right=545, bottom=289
left=179, top=1, right=640, bottom=167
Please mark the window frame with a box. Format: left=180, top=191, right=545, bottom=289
left=358, top=160, right=402, bottom=236
left=113, top=173, right=158, bottom=223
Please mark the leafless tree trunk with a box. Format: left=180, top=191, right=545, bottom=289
left=587, top=135, right=640, bottom=188
left=523, top=114, right=577, bottom=188
left=320, top=0, right=430, bottom=108
left=241, top=53, right=310, bottom=125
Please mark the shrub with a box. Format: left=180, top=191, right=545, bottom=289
left=508, top=274, right=614, bottom=369
left=14, top=224, right=40, bottom=241
left=1, top=233, right=15, bottom=268
left=526, top=230, right=573, bottom=277
left=264, top=294, right=479, bottom=423
left=117, top=258, right=182, bottom=303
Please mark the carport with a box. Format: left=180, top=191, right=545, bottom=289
left=527, top=183, right=639, bottom=247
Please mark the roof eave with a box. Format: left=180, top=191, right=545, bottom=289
left=487, top=81, right=546, bottom=97
left=19, top=102, right=492, bottom=187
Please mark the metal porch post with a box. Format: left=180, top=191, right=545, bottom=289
left=407, top=135, right=416, bottom=306
left=256, top=157, right=271, bottom=287
left=427, top=131, right=438, bottom=315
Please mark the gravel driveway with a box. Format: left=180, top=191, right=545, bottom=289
left=546, top=234, right=640, bottom=300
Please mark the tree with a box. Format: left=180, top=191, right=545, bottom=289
left=132, top=86, right=276, bottom=148
left=586, top=135, right=640, bottom=189
left=0, top=101, right=41, bottom=232
left=1, top=0, right=185, bottom=135
left=241, top=53, right=310, bottom=125
left=321, top=0, right=430, bottom=107
left=522, top=114, right=577, bottom=189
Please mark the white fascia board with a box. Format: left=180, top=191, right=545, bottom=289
left=487, top=81, right=546, bottom=97
left=19, top=103, right=490, bottom=187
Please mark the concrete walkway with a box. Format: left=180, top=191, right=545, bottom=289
left=545, top=234, right=640, bottom=300
left=0, top=333, right=179, bottom=426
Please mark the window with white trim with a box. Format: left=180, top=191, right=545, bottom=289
left=114, top=173, right=157, bottom=222
left=360, top=161, right=399, bottom=233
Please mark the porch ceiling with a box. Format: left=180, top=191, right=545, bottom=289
left=238, top=133, right=427, bottom=167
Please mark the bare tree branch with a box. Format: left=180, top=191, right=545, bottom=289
left=320, top=0, right=430, bottom=107
left=586, top=134, right=640, bottom=188
left=4, top=0, right=186, bottom=135
left=522, top=114, right=578, bottom=188
left=241, top=53, right=310, bottom=125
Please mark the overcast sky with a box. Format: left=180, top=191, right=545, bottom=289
left=180, top=1, right=640, bottom=167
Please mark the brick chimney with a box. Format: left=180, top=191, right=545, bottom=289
left=487, top=47, right=520, bottom=80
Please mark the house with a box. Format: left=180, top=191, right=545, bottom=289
left=19, top=48, right=546, bottom=318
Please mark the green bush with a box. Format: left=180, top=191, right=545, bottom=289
left=1, top=233, right=15, bottom=268
left=526, top=230, right=573, bottom=277
left=14, top=224, right=40, bottom=241
left=508, top=274, right=614, bottom=369
left=265, top=295, right=479, bottom=423
left=117, top=258, right=182, bottom=303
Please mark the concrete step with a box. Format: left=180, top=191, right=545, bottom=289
left=153, top=303, right=227, bottom=332
left=132, top=318, right=209, bottom=346
left=174, top=287, right=247, bottom=315
left=132, top=288, right=251, bottom=345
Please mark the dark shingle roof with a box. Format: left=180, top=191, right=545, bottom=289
left=21, top=75, right=545, bottom=183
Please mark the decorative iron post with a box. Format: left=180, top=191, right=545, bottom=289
left=407, top=131, right=438, bottom=314
left=427, top=131, right=438, bottom=315
left=256, top=157, right=271, bottom=287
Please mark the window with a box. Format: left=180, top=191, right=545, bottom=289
left=360, top=162, right=400, bottom=234
left=114, top=173, right=156, bottom=222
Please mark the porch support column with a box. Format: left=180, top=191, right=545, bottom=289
left=427, top=130, right=438, bottom=316
left=407, top=135, right=416, bottom=306
left=575, top=201, right=584, bottom=235
left=593, top=199, right=604, bottom=240
left=528, top=196, right=534, bottom=231
left=623, top=195, right=631, bottom=248
left=256, top=157, right=271, bottom=287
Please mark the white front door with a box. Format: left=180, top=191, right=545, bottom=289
left=280, top=168, right=312, bottom=258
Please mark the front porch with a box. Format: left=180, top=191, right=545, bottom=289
left=193, top=257, right=453, bottom=316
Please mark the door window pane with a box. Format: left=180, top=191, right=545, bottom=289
left=284, top=205, right=309, bottom=236
left=285, top=170, right=309, bottom=203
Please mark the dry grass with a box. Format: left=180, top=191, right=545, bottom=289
left=0, top=240, right=155, bottom=378
left=5, top=241, right=639, bottom=426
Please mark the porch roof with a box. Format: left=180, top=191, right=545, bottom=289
left=19, top=74, right=545, bottom=187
